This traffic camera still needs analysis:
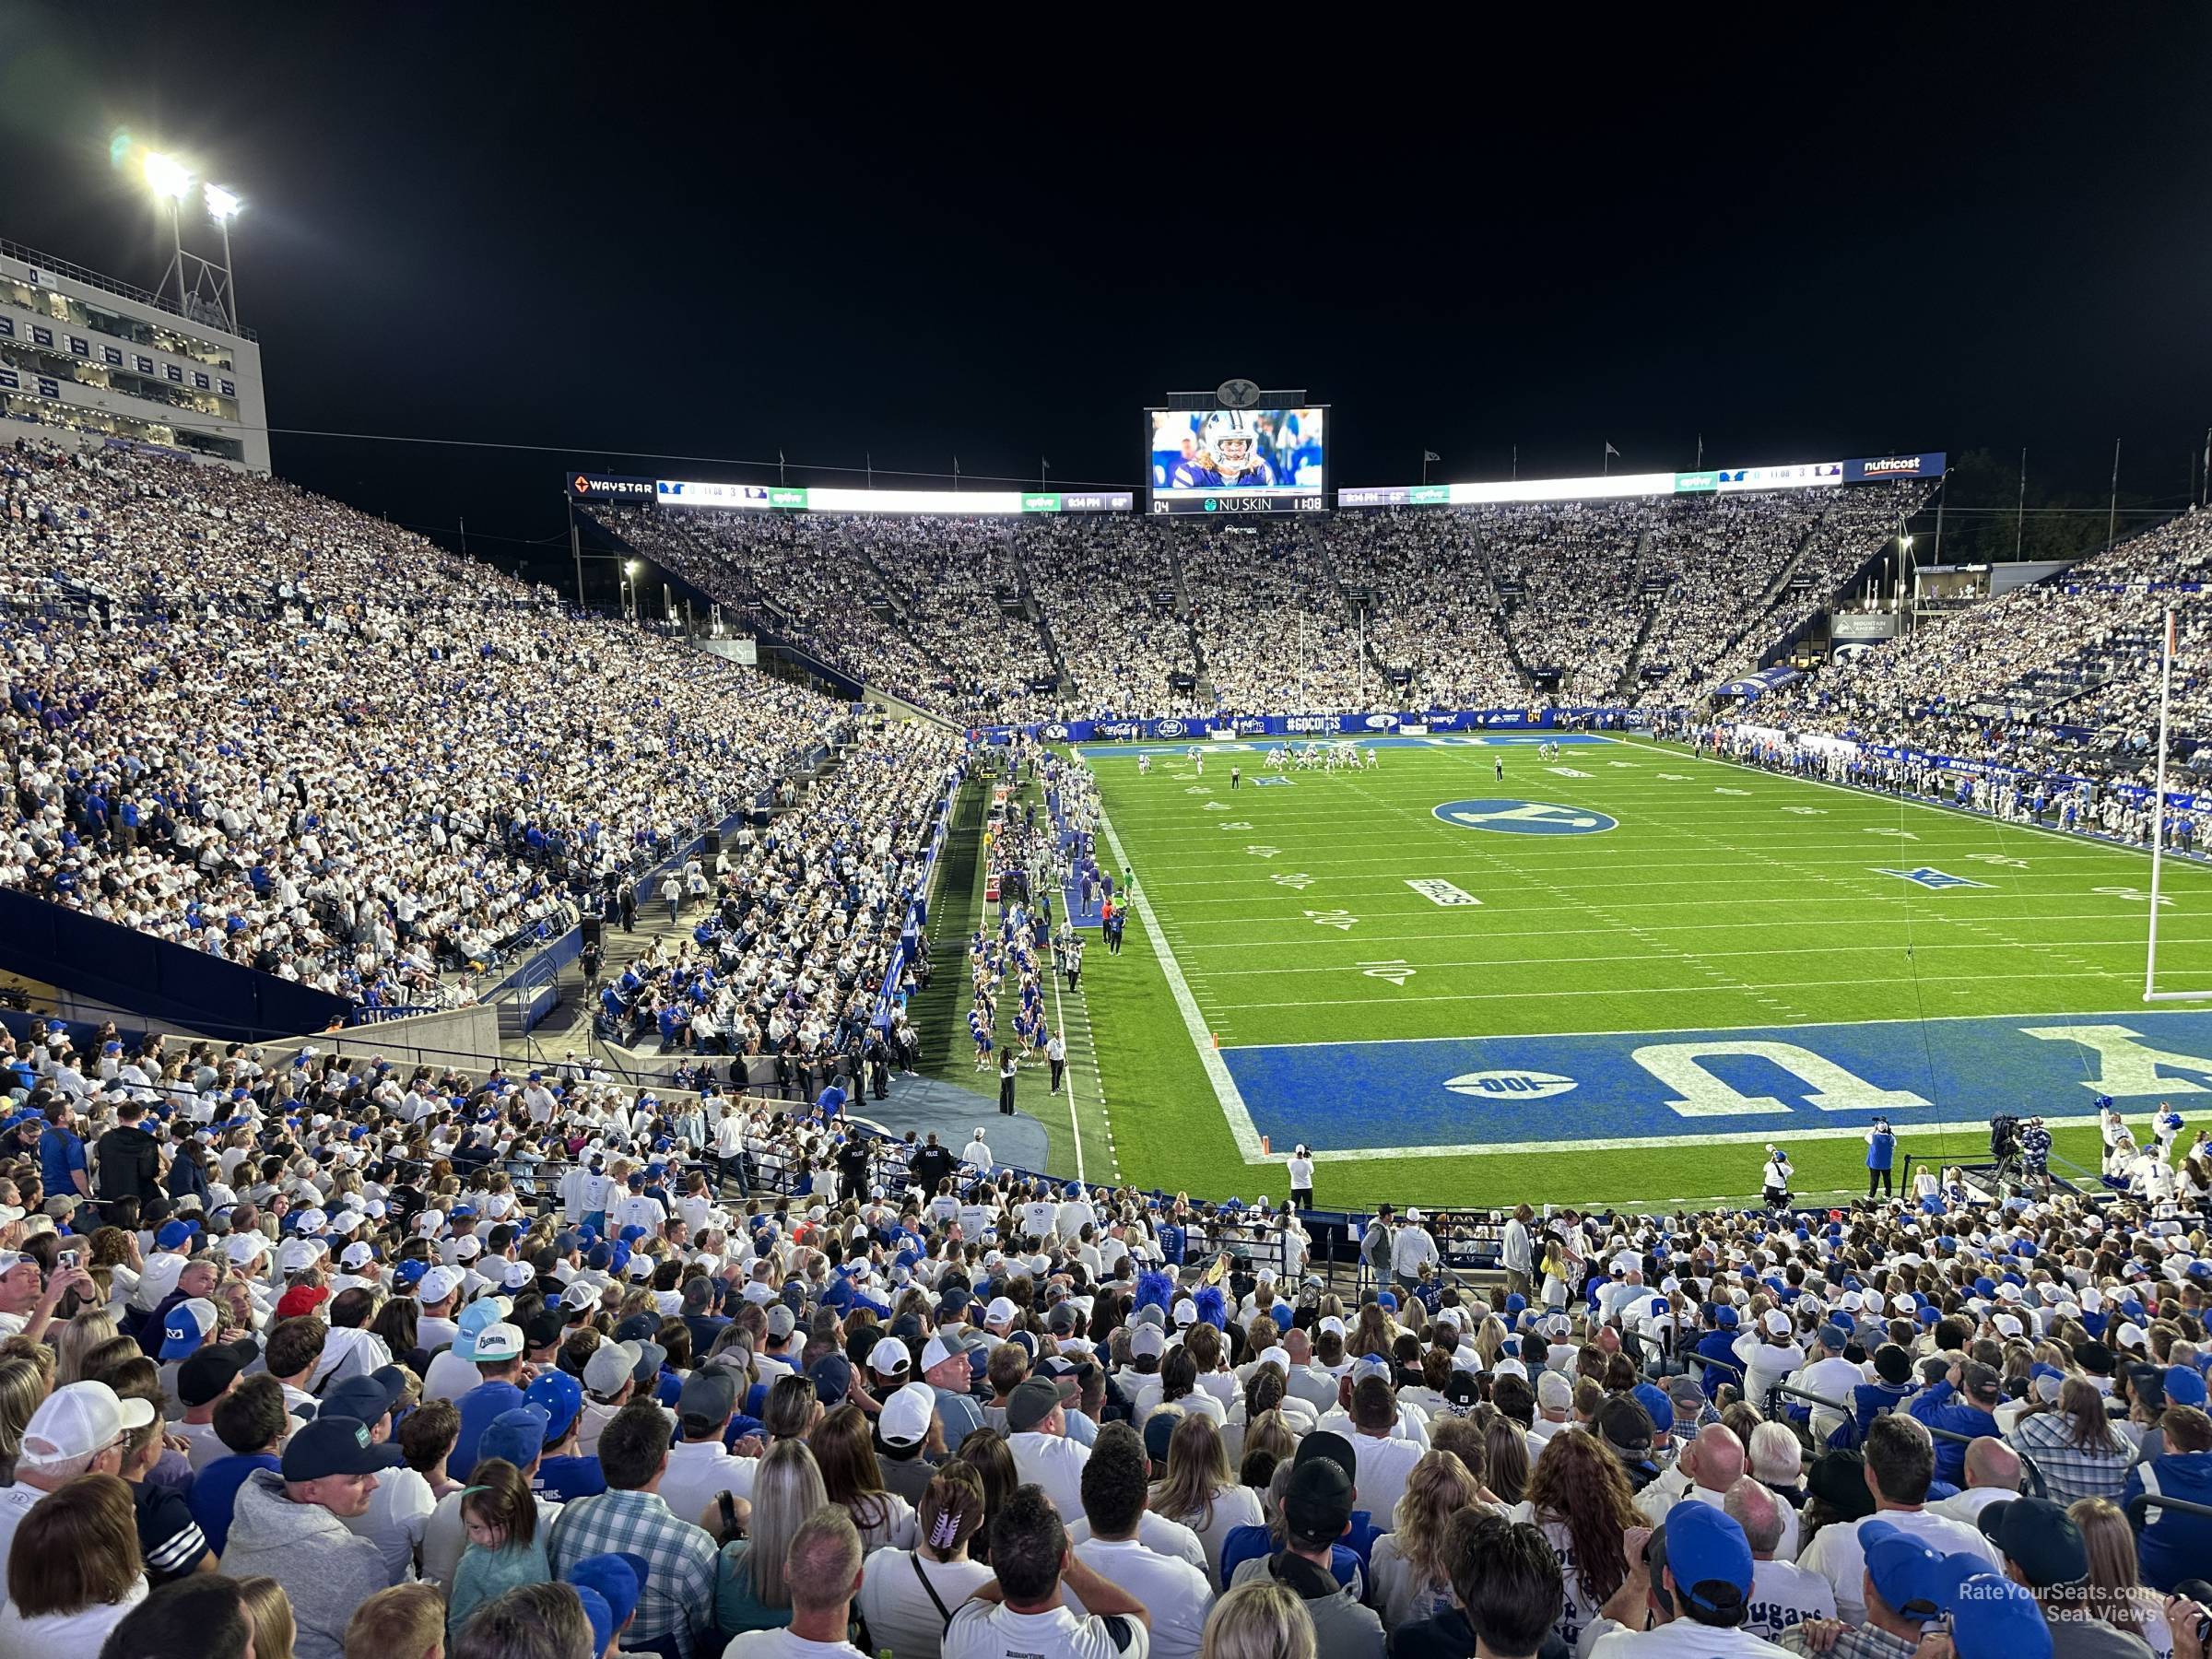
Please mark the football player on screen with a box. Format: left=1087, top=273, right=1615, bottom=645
left=1171, top=409, right=1278, bottom=488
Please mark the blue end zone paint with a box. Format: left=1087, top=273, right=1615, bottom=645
left=1077, top=734, right=1616, bottom=760
left=1219, top=1010, right=2212, bottom=1155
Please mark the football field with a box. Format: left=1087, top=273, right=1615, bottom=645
left=1073, top=732, right=2212, bottom=1211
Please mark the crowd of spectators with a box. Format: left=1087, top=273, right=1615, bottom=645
left=592, top=490, right=1924, bottom=730
left=1, top=441, right=859, bottom=1008
left=591, top=725, right=963, bottom=1065
left=1757, top=510, right=2212, bottom=791
left=0, top=1028, right=2201, bottom=1658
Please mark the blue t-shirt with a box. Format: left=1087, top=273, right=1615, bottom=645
left=39, top=1124, right=87, bottom=1196
left=451, top=1379, right=528, bottom=1481
left=188, top=1452, right=279, bottom=1557
left=535, top=1453, right=608, bottom=1504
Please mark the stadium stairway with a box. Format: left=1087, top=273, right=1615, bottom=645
left=1755, top=501, right=1834, bottom=611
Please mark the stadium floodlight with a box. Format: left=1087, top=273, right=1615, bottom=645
left=204, top=183, right=242, bottom=220
left=144, top=151, right=193, bottom=200
left=625, top=559, right=641, bottom=576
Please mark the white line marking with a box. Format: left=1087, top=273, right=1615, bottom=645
left=1048, top=955, right=1085, bottom=1187
left=1297, top=1110, right=2111, bottom=1163
left=1092, top=802, right=1268, bottom=1161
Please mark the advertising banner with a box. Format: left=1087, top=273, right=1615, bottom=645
left=564, top=472, right=658, bottom=501
left=1844, top=453, right=1947, bottom=482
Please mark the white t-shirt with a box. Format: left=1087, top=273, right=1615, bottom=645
left=178, top=1418, right=229, bottom=1470
left=940, top=1596, right=1150, bottom=1659
left=1746, top=1558, right=1838, bottom=1644
left=1588, top=1618, right=1794, bottom=1659
left=1065, top=1512, right=1208, bottom=1577
left=720, top=1630, right=869, bottom=1658
left=853, top=1549, right=995, bottom=1659
left=1795, top=1508, right=1999, bottom=1626
left=1068, top=1538, right=1213, bottom=1659
left=1346, top=1430, right=1425, bottom=1524
left=0, top=1485, right=48, bottom=1580
left=1152, top=1482, right=1265, bottom=1590
left=420, top=1347, right=480, bottom=1404
left=0, top=1575, right=147, bottom=1658
left=659, top=1439, right=759, bottom=1534
left=1009, top=1430, right=1090, bottom=1522
left=343, top=1463, right=438, bottom=1583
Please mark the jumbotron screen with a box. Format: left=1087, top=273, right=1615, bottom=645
left=1147, top=406, right=1326, bottom=515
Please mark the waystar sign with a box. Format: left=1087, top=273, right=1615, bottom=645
left=564, top=472, right=656, bottom=500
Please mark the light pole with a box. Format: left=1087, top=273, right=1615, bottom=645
left=203, top=182, right=241, bottom=330
left=624, top=559, right=641, bottom=622
left=144, top=151, right=192, bottom=307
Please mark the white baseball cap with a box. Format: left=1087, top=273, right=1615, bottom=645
left=19, top=1382, right=155, bottom=1468
left=471, top=1324, right=525, bottom=1364
left=921, top=1334, right=964, bottom=1371
left=869, top=1338, right=912, bottom=1378
left=224, top=1233, right=269, bottom=1267
left=878, top=1382, right=935, bottom=1448
left=418, top=1265, right=464, bottom=1305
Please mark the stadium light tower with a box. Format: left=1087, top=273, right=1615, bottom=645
left=143, top=151, right=243, bottom=333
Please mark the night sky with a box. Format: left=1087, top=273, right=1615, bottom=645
left=6, top=6, right=2210, bottom=575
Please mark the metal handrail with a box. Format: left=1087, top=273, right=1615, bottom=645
left=1762, top=1380, right=2050, bottom=1499
left=2124, top=1490, right=2212, bottom=1530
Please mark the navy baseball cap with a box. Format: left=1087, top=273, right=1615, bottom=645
left=280, top=1415, right=406, bottom=1481
left=1977, top=1498, right=2088, bottom=1588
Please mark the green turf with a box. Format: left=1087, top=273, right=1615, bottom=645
left=1059, top=733, right=2212, bottom=1211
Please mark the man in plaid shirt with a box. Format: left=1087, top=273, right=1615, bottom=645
left=549, top=1399, right=720, bottom=1659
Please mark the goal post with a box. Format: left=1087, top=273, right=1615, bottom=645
left=2144, top=606, right=2212, bottom=999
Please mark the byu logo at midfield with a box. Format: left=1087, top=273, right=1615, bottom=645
left=1445, top=1070, right=1578, bottom=1100
left=1433, top=798, right=1618, bottom=836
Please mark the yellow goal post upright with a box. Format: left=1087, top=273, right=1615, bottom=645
left=2144, top=606, right=2212, bottom=1001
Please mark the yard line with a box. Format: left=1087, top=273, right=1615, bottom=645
left=1189, top=936, right=2182, bottom=975
left=1293, top=1110, right=2114, bottom=1164
left=1206, top=966, right=2128, bottom=1011
left=1092, top=799, right=1269, bottom=1163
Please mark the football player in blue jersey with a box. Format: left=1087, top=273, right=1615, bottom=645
left=1171, top=409, right=1278, bottom=489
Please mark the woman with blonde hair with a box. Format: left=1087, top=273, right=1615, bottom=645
left=1483, top=1415, right=1530, bottom=1504
left=1199, top=1578, right=1317, bottom=1659
left=853, top=1463, right=994, bottom=1659
left=1349, top=1302, right=1394, bottom=1363
left=53, top=1305, right=122, bottom=1386
left=809, top=1401, right=917, bottom=1554
left=234, top=1576, right=297, bottom=1659
left=715, top=1437, right=829, bottom=1639
left=1151, top=1410, right=1265, bottom=1587
left=0, top=1471, right=147, bottom=1654
left=0, top=1355, right=50, bottom=1485
left=2067, top=1496, right=2166, bottom=1652
left=1369, top=1449, right=1482, bottom=1629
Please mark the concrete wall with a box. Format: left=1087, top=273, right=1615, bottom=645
left=264, top=1001, right=505, bottom=1073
